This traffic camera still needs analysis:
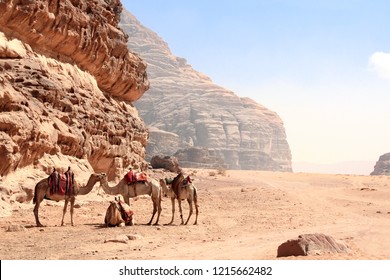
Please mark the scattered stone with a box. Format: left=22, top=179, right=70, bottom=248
left=105, top=234, right=143, bottom=244
left=126, top=234, right=142, bottom=240
left=6, top=224, right=27, bottom=232
left=104, top=234, right=130, bottom=244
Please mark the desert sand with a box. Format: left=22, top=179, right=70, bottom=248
left=1, top=168, right=390, bottom=260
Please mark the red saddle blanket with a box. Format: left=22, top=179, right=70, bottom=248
left=48, top=170, right=74, bottom=196
left=126, top=171, right=147, bottom=184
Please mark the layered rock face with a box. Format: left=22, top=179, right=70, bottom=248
left=0, top=0, right=149, bottom=101
left=120, top=11, right=292, bottom=171
left=371, top=153, right=390, bottom=175
left=0, top=1, right=149, bottom=180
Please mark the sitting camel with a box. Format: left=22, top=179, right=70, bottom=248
left=159, top=172, right=199, bottom=225
left=99, top=173, right=162, bottom=225
left=104, top=197, right=135, bottom=227
left=33, top=169, right=105, bottom=227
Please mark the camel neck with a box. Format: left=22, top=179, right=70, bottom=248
left=77, top=176, right=98, bottom=195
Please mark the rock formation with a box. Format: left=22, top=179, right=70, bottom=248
left=0, top=0, right=149, bottom=101
left=150, top=155, right=181, bottom=173
left=277, top=233, right=349, bottom=257
left=371, top=153, right=390, bottom=175
left=0, top=1, right=149, bottom=180
left=119, top=10, right=292, bottom=171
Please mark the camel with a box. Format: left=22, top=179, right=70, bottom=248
left=99, top=173, right=162, bottom=225
left=33, top=171, right=105, bottom=227
left=159, top=172, right=199, bottom=225
left=104, top=197, right=135, bottom=227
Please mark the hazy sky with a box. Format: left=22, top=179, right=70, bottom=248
left=123, top=0, right=390, bottom=168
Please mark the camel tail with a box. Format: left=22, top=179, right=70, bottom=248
left=33, top=183, right=38, bottom=204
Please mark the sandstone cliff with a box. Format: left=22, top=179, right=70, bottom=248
left=371, top=153, right=390, bottom=175
left=0, top=1, right=149, bottom=180
left=120, top=10, right=292, bottom=171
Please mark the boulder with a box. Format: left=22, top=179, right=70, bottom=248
left=150, top=155, right=181, bottom=173
left=277, top=233, right=349, bottom=257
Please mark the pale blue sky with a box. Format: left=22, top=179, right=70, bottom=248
left=123, top=0, right=390, bottom=172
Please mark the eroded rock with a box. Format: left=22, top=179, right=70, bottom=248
left=277, top=233, right=349, bottom=257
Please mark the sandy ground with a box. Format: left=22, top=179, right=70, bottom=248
left=1, top=168, right=390, bottom=260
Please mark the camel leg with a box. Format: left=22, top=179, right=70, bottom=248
left=70, top=196, right=75, bottom=226
left=147, top=205, right=157, bottom=225
left=167, top=197, right=175, bottom=225
left=147, top=196, right=158, bottom=225
left=33, top=200, right=44, bottom=227
left=178, top=199, right=184, bottom=225
left=153, top=194, right=162, bottom=226
left=61, top=198, right=69, bottom=226
left=184, top=199, right=193, bottom=225
left=194, top=200, right=199, bottom=225
left=33, top=184, right=47, bottom=227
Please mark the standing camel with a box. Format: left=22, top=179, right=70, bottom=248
left=99, top=173, right=162, bottom=225
left=159, top=172, right=199, bottom=225
left=33, top=171, right=105, bottom=227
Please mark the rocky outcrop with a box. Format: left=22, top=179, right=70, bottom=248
left=0, top=0, right=149, bottom=101
left=150, top=155, right=180, bottom=173
left=0, top=1, right=149, bottom=179
left=371, top=153, right=390, bottom=175
left=119, top=10, right=292, bottom=171
left=277, top=233, right=349, bottom=257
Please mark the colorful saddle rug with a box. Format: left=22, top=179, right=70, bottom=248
left=48, top=168, right=74, bottom=196
left=126, top=170, right=147, bottom=184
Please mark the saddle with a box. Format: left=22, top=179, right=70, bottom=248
left=125, top=170, right=148, bottom=197
left=48, top=167, right=74, bottom=196
left=115, top=198, right=134, bottom=225
left=126, top=170, right=147, bottom=185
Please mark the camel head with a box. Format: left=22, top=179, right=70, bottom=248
left=98, top=172, right=108, bottom=185
left=159, top=178, right=174, bottom=198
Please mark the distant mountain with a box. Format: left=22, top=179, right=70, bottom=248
left=371, top=153, right=390, bottom=175
left=119, top=10, right=292, bottom=171
left=293, top=161, right=376, bottom=175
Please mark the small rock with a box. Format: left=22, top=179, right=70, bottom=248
left=104, top=234, right=129, bottom=244
left=6, top=225, right=27, bottom=232
left=126, top=234, right=142, bottom=240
